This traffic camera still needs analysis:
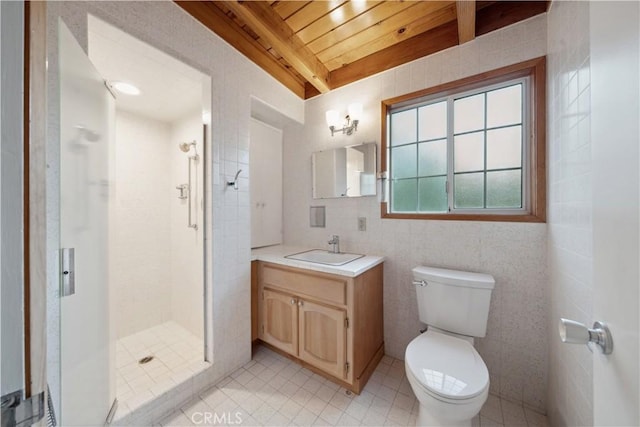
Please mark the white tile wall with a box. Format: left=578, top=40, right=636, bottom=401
left=111, top=111, right=173, bottom=338
left=110, top=108, right=206, bottom=341
left=283, top=15, right=549, bottom=412
left=546, top=2, right=593, bottom=426
left=46, top=1, right=304, bottom=423
left=170, top=112, right=205, bottom=339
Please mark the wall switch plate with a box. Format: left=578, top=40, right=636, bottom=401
left=358, top=217, right=366, bottom=231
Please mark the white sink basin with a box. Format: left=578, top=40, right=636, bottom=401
left=285, top=249, right=365, bottom=266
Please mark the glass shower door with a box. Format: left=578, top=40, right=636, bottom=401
left=58, top=20, right=115, bottom=426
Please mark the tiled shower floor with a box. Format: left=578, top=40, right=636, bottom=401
left=159, top=345, right=549, bottom=426
left=115, top=322, right=209, bottom=420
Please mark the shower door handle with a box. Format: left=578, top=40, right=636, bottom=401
left=61, top=248, right=75, bottom=297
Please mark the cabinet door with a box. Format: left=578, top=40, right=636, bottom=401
left=261, top=289, right=298, bottom=355
left=298, top=300, right=347, bottom=379
left=251, top=261, right=258, bottom=342
left=250, top=119, right=283, bottom=248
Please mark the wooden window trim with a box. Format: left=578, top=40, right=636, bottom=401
left=380, top=56, right=546, bottom=223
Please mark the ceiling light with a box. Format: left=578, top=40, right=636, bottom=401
left=111, top=81, right=141, bottom=96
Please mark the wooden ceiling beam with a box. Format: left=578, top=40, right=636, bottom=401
left=222, top=0, right=332, bottom=93
left=305, top=82, right=321, bottom=99
left=327, top=20, right=459, bottom=92
left=175, top=1, right=306, bottom=98
left=456, top=1, right=476, bottom=44
left=475, top=1, right=548, bottom=36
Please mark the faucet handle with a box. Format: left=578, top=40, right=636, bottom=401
left=328, top=235, right=340, bottom=254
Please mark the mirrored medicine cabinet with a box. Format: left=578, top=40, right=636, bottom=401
left=312, top=142, right=377, bottom=199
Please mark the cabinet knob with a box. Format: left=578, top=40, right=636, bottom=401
left=298, top=300, right=304, bottom=307
left=290, top=298, right=296, bottom=305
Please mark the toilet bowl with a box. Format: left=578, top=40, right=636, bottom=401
left=405, top=266, right=495, bottom=426
left=405, top=330, right=489, bottom=426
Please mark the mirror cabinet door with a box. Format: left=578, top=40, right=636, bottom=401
left=312, top=142, right=377, bottom=199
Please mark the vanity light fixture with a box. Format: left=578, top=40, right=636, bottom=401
left=111, top=81, right=141, bottom=96
left=326, top=103, right=362, bottom=136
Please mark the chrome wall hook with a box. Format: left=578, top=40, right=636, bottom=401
left=227, top=169, right=242, bottom=190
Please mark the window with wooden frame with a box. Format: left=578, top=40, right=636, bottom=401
left=381, top=57, right=546, bottom=222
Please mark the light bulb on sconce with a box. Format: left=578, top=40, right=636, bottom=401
left=202, top=110, right=211, bottom=124
left=325, top=110, right=340, bottom=128
left=326, top=103, right=362, bottom=136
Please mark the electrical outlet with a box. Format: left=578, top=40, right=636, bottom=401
left=357, top=217, right=367, bottom=231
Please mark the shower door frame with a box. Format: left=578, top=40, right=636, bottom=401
left=202, top=121, right=213, bottom=363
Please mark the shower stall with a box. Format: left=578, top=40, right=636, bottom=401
left=109, top=108, right=208, bottom=415
left=55, top=15, right=212, bottom=425
left=103, top=57, right=209, bottom=424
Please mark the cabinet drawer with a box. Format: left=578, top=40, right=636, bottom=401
left=262, top=263, right=347, bottom=306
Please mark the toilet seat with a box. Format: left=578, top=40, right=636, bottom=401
left=405, top=330, right=489, bottom=402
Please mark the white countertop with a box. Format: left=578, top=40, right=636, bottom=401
left=251, top=245, right=384, bottom=277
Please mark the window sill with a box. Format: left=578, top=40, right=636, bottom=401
left=380, top=203, right=546, bottom=223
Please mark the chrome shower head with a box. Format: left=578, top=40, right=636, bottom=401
left=179, top=142, right=194, bottom=152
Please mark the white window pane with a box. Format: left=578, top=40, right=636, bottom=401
left=486, top=169, right=522, bottom=208
left=418, top=101, right=447, bottom=141
left=454, top=131, right=484, bottom=173
left=392, top=179, right=417, bottom=212
left=391, top=109, right=417, bottom=146
left=419, top=176, right=447, bottom=212
left=454, top=93, right=485, bottom=134
left=486, top=125, right=522, bottom=170
left=454, top=172, right=484, bottom=208
left=418, top=139, right=447, bottom=176
left=487, top=84, right=522, bottom=128
left=391, top=145, right=417, bottom=179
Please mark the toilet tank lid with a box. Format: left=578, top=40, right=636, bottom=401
left=412, top=266, right=495, bottom=289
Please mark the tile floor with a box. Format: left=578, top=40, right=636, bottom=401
left=116, top=322, right=210, bottom=419
left=158, top=345, right=548, bottom=426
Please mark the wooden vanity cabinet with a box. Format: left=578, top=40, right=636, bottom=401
left=255, top=261, right=383, bottom=394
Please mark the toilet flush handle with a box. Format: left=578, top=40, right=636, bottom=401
left=412, top=279, right=428, bottom=287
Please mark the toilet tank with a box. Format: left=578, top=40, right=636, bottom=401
left=413, top=266, right=495, bottom=338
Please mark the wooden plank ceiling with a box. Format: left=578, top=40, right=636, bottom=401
left=176, top=1, right=548, bottom=99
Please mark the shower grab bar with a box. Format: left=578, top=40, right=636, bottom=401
left=187, top=152, right=198, bottom=230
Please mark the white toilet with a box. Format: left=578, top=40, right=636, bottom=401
left=405, top=266, right=495, bottom=427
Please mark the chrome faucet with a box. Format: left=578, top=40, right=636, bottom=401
left=328, top=235, right=340, bottom=254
